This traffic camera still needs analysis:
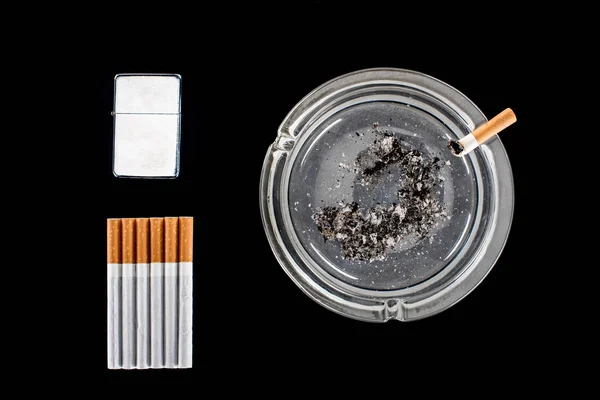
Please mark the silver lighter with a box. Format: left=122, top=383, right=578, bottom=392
left=112, top=74, right=181, bottom=178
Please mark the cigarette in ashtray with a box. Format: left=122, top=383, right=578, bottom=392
left=449, top=108, right=517, bottom=157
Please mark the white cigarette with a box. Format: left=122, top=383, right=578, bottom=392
left=136, top=263, right=149, bottom=368
left=136, top=218, right=150, bottom=369
left=164, top=217, right=179, bottom=368
left=451, top=108, right=517, bottom=157
left=150, top=218, right=164, bottom=369
left=107, top=219, right=122, bottom=370
left=164, top=263, right=178, bottom=368
left=178, top=217, right=193, bottom=368
left=121, top=219, right=136, bottom=369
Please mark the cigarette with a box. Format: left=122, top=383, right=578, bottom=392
left=164, top=217, right=179, bottom=368
left=107, top=219, right=122, bottom=370
left=178, top=217, right=193, bottom=368
left=121, top=218, right=136, bottom=369
left=136, top=218, right=150, bottom=369
left=449, top=108, right=517, bottom=157
left=150, top=218, right=164, bottom=368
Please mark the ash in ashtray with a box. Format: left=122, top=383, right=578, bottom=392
left=312, top=126, right=448, bottom=262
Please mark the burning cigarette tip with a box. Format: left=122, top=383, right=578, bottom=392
left=448, top=139, right=464, bottom=156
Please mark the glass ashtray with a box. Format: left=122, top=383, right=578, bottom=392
left=260, top=68, right=513, bottom=321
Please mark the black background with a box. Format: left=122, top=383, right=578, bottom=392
left=63, top=3, right=566, bottom=383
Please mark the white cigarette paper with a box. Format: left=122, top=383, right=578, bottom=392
left=150, top=263, right=164, bottom=368
left=164, top=263, right=178, bottom=368
left=136, top=263, right=150, bottom=369
left=122, top=264, right=136, bottom=369
left=178, top=262, right=193, bottom=368
left=457, top=133, right=479, bottom=156
left=107, top=264, right=121, bottom=369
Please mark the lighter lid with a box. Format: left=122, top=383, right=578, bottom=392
left=114, top=74, right=181, bottom=114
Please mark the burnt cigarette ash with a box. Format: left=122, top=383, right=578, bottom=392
left=312, top=126, right=448, bottom=262
left=448, top=139, right=464, bottom=156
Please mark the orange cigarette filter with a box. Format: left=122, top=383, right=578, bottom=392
left=122, top=218, right=136, bottom=264
left=179, top=217, right=193, bottom=262
left=107, top=219, right=122, bottom=263
left=165, top=217, right=179, bottom=263
left=136, top=218, right=150, bottom=263
left=109, top=217, right=192, bottom=262
left=150, top=218, right=165, bottom=263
